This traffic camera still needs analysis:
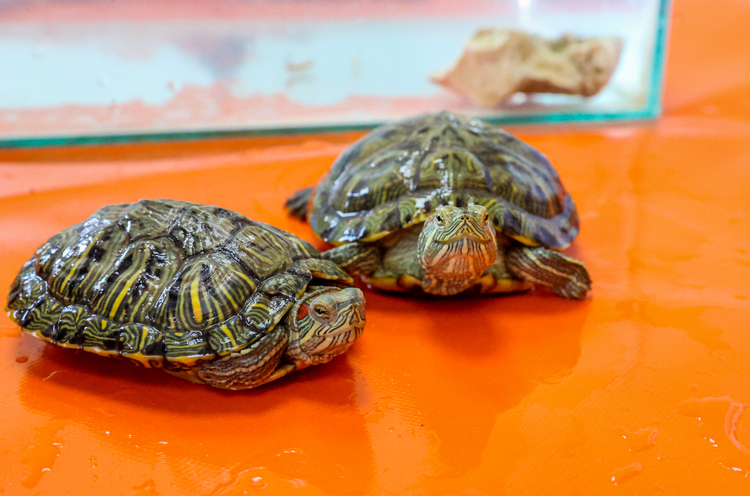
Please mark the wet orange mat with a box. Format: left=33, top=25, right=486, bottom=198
left=3, top=0, right=750, bottom=494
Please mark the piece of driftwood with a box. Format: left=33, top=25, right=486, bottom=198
left=431, top=29, right=624, bottom=107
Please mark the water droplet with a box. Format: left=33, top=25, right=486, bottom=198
left=610, top=462, right=642, bottom=485
left=15, top=356, right=28, bottom=363
left=614, top=426, right=658, bottom=452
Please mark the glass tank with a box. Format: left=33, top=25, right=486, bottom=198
left=0, top=0, right=670, bottom=147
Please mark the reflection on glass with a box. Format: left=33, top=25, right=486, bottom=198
left=0, top=0, right=669, bottom=145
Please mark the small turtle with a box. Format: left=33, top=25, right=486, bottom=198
left=287, top=111, right=591, bottom=299
left=6, top=199, right=365, bottom=390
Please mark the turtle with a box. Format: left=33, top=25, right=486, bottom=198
left=5, top=199, right=366, bottom=390
left=286, top=111, right=591, bottom=299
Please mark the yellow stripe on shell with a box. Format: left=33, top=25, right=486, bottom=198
left=57, top=248, right=89, bottom=298
left=190, top=276, right=203, bottom=324
left=216, top=323, right=239, bottom=348
left=107, top=266, right=142, bottom=319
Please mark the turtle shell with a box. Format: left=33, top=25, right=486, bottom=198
left=309, top=111, right=580, bottom=250
left=6, top=199, right=352, bottom=369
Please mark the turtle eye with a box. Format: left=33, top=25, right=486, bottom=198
left=483, top=212, right=489, bottom=223
left=313, top=305, right=329, bottom=319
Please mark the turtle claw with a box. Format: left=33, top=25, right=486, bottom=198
left=286, top=187, right=313, bottom=220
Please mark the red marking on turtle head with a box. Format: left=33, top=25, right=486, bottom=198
left=297, top=303, right=310, bottom=320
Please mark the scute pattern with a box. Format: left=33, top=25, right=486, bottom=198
left=5, top=199, right=349, bottom=367
left=309, top=111, right=579, bottom=249
left=227, top=223, right=318, bottom=280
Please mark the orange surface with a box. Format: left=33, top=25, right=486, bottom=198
left=3, top=0, right=750, bottom=494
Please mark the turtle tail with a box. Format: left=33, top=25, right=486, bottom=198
left=285, top=186, right=313, bottom=220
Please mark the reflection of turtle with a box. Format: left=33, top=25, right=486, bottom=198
left=287, top=111, right=591, bottom=299
left=6, top=199, right=366, bottom=390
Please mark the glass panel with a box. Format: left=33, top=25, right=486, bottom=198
left=0, top=0, right=670, bottom=147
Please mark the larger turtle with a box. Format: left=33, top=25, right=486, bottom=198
left=6, top=199, right=366, bottom=390
left=287, top=111, right=591, bottom=299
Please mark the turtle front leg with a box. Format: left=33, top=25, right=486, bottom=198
left=506, top=246, right=591, bottom=300
left=285, top=186, right=313, bottom=220
left=253, top=361, right=306, bottom=387
left=193, top=327, right=288, bottom=390
left=322, top=244, right=381, bottom=277
left=474, top=258, right=533, bottom=294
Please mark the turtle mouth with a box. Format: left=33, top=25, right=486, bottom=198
left=436, top=238, right=494, bottom=257
left=438, top=231, right=495, bottom=244
left=304, top=326, right=365, bottom=362
left=327, top=326, right=365, bottom=348
left=430, top=239, right=495, bottom=274
left=317, top=325, right=364, bottom=338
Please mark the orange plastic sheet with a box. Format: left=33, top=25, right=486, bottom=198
left=2, top=0, right=750, bottom=494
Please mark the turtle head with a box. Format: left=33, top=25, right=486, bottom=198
left=285, top=287, right=366, bottom=366
left=417, top=205, right=498, bottom=295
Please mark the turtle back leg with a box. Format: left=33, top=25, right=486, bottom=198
left=322, top=243, right=381, bottom=277
left=506, top=246, right=591, bottom=300
left=285, top=186, right=313, bottom=220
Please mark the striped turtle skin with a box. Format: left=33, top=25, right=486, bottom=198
left=287, top=111, right=591, bottom=299
left=6, top=199, right=366, bottom=389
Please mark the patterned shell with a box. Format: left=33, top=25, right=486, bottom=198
left=6, top=199, right=352, bottom=369
left=309, top=111, right=580, bottom=250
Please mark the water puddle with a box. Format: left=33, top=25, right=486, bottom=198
left=132, top=479, right=160, bottom=495
left=20, top=420, right=67, bottom=489
left=362, top=395, right=394, bottom=423
left=204, top=466, right=307, bottom=495
left=678, top=397, right=750, bottom=473
left=610, top=462, right=642, bottom=485
left=613, top=426, right=658, bottom=452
